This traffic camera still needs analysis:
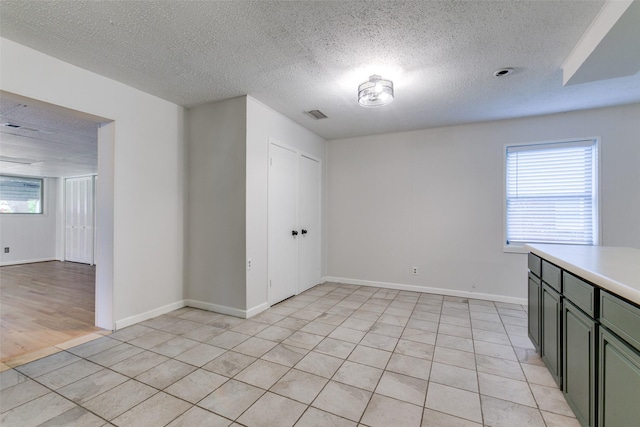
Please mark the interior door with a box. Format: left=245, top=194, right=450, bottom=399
left=65, top=176, right=94, bottom=264
left=298, top=155, right=321, bottom=293
left=268, top=143, right=298, bottom=305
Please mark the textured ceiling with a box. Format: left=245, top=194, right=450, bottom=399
left=0, top=97, right=99, bottom=177
left=0, top=0, right=639, bottom=143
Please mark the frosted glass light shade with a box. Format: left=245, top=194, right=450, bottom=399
left=358, top=75, right=394, bottom=107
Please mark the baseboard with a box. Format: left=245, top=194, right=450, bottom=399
left=109, top=276, right=527, bottom=331
left=114, top=298, right=270, bottom=330
left=185, top=299, right=251, bottom=319
left=0, top=257, right=57, bottom=267
left=246, top=301, right=270, bottom=318
left=115, top=300, right=186, bottom=330
left=322, top=276, right=527, bottom=306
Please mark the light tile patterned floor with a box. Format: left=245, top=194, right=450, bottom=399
left=0, top=282, right=580, bottom=426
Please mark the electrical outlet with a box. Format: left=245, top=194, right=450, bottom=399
left=3, top=247, right=9, bottom=254
left=412, top=266, right=418, bottom=275
left=247, top=258, right=252, bottom=270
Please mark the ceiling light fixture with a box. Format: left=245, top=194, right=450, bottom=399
left=358, top=75, right=394, bottom=107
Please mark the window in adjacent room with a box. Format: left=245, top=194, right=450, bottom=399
left=0, top=175, right=44, bottom=214
left=504, top=139, right=598, bottom=250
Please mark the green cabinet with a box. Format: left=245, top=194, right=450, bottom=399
left=598, top=328, right=640, bottom=427
left=542, top=259, right=562, bottom=292
left=600, top=291, right=640, bottom=351
left=528, top=250, right=640, bottom=426
left=564, top=272, right=596, bottom=317
left=528, top=253, right=542, bottom=353
left=563, top=299, right=597, bottom=427
left=542, top=282, right=562, bottom=387
left=528, top=272, right=541, bottom=352
left=528, top=252, right=541, bottom=277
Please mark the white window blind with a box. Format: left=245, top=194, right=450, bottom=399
left=506, top=139, right=598, bottom=246
left=0, top=175, right=43, bottom=214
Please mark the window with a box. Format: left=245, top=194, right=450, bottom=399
left=505, top=139, right=598, bottom=248
left=0, top=175, right=44, bottom=214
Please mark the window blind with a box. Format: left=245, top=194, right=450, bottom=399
left=506, top=140, right=597, bottom=245
left=0, top=175, right=43, bottom=213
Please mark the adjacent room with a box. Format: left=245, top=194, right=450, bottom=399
left=0, top=1, right=638, bottom=426
left=0, top=99, right=104, bottom=361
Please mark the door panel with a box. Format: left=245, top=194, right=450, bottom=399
left=65, top=176, right=94, bottom=264
left=268, top=144, right=298, bottom=305
left=599, top=328, right=640, bottom=427
left=563, top=300, right=596, bottom=427
left=542, top=282, right=562, bottom=387
left=528, top=273, right=541, bottom=352
left=298, top=155, right=321, bottom=293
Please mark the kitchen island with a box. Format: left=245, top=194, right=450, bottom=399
left=525, top=244, right=640, bottom=427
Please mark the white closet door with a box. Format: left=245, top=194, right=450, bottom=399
left=268, top=144, right=298, bottom=305
left=298, top=155, right=321, bottom=293
left=65, top=176, right=94, bottom=264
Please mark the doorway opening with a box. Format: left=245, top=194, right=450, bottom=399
left=0, top=92, right=114, bottom=365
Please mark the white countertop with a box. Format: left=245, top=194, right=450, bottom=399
left=526, top=244, right=640, bottom=306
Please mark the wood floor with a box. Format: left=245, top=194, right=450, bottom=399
left=0, top=261, right=102, bottom=363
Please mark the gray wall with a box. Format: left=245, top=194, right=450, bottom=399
left=326, top=103, right=640, bottom=302
left=186, top=97, right=247, bottom=313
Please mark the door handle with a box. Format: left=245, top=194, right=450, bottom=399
left=292, top=230, right=298, bottom=236
left=301, top=229, right=308, bottom=235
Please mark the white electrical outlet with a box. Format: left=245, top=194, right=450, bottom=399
left=247, top=258, right=252, bottom=270
left=412, top=267, right=418, bottom=275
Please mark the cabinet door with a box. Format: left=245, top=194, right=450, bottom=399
left=542, top=282, right=562, bottom=387
left=528, top=273, right=541, bottom=352
left=598, top=328, right=640, bottom=427
left=563, top=300, right=596, bottom=427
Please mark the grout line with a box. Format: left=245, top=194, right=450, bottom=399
left=2, top=282, right=577, bottom=426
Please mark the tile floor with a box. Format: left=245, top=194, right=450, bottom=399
left=0, top=282, right=580, bottom=426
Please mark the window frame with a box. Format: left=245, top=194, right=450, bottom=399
left=0, top=174, right=45, bottom=215
left=503, top=137, right=601, bottom=253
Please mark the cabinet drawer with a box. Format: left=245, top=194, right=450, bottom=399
left=600, top=291, right=640, bottom=352
left=528, top=253, right=541, bottom=277
left=542, top=260, right=562, bottom=292
left=563, top=272, right=596, bottom=318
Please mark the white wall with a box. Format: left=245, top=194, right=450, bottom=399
left=186, top=97, right=247, bottom=315
left=246, top=97, right=326, bottom=312
left=1, top=38, right=187, bottom=329
left=96, top=122, right=115, bottom=328
left=0, top=177, right=59, bottom=265
left=326, top=103, right=640, bottom=303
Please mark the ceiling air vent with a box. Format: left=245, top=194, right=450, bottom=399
left=304, top=110, right=328, bottom=120
left=1, top=123, right=48, bottom=133
left=493, top=68, right=514, bottom=77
